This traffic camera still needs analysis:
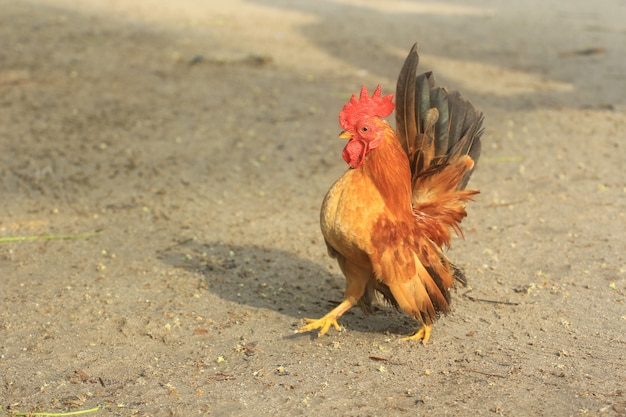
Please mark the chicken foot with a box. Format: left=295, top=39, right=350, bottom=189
left=298, top=298, right=356, bottom=336
left=400, top=324, right=432, bottom=344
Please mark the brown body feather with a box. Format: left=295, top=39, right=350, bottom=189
left=311, top=43, right=484, bottom=341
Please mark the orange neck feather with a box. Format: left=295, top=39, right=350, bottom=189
left=362, top=121, right=413, bottom=216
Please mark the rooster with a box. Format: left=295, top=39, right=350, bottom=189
left=299, top=44, right=484, bottom=343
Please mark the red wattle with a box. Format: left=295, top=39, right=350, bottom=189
left=342, top=139, right=367, bottom=168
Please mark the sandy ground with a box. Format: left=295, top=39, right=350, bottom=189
left=1, top=0, right=625, bottom=416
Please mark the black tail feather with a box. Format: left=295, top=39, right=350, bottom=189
left=395, top=43, right=484, bottom=191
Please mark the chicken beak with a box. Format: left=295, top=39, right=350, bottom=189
left=339, top=131, right=352, bottom=140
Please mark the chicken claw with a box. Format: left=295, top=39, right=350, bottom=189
left=299, top=316, right=342, bottom=336
left=298, top=299, right=355, bottom=336
left=400, top=324, right=432, bottom=344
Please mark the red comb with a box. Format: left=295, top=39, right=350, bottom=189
left=339, top=85, right=395, bottom=131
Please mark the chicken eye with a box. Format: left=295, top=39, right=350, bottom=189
left=360, top=126, right=369, bottom=133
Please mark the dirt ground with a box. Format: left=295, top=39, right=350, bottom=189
left=1, top=0, right=625, bottom=416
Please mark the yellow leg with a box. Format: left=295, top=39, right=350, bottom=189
left=400, top=324, right=432, bottom=344
left=298, top=299, right=355, bottom=336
